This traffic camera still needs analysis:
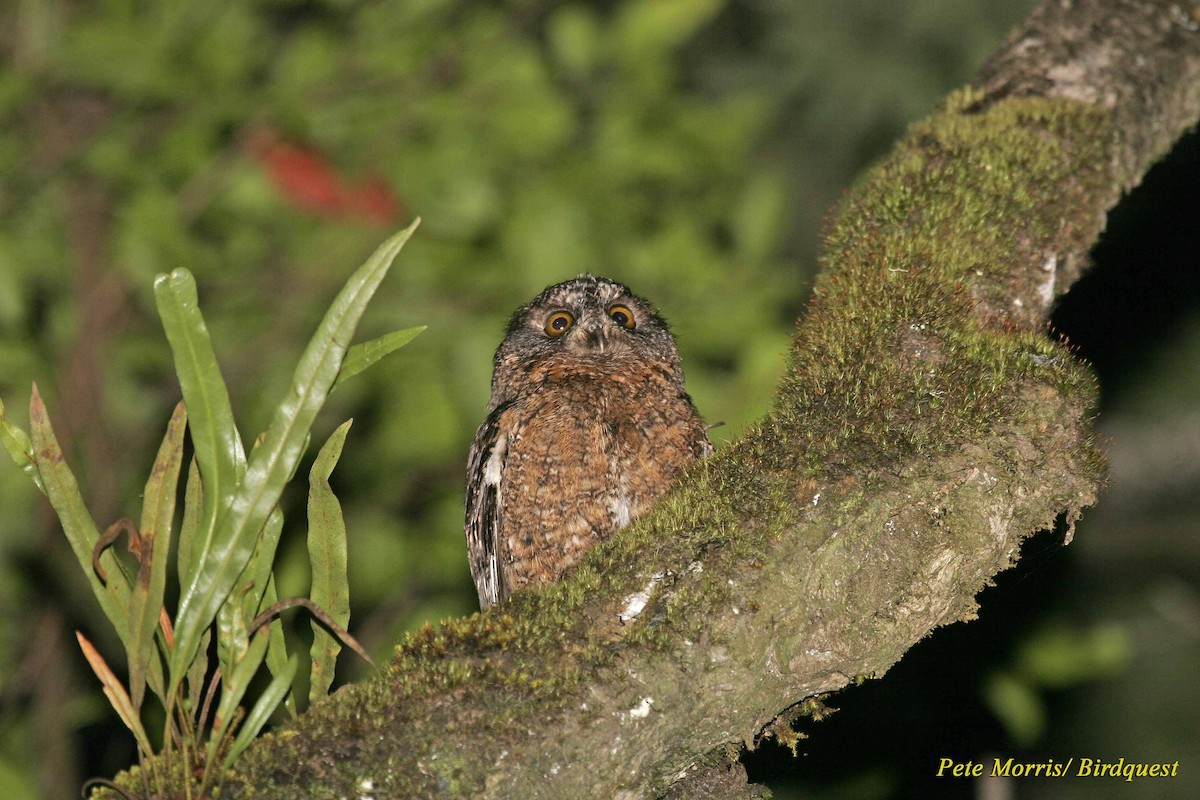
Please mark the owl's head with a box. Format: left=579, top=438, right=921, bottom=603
left=490, top=275, right=685, bottom=403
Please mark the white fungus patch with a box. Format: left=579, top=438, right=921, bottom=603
left=628, top=697, right=654, bottom=719
left=619, top=571, right=665, bottom=623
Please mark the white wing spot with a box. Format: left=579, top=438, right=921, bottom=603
left=484, top=434, right=507, bottom=601
left=484, top=433, right=507, bottom=485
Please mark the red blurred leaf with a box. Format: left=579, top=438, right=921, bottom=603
left=254, top=130, right=404, bottom=225
left=347, top=175, right=402, bottom=225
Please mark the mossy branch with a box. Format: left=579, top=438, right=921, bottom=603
left=186, top=1, right=1198, bottom=798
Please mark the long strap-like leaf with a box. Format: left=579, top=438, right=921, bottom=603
left=77, top=631, right=155, bottom=759
left=29, top=387, right=134, bottom=639
left=308, top=419, right=353, bottom=702
left=332, top=326, right=426, bottom=391
left=167, top=220, right=419, bottom=684
left=223, top=654, right=299, bottom=771
left=128, top=401, right=187, bottom=711
left=154, top=268, right=246, bottom=597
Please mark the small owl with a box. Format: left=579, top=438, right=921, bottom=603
left=465, top=276, right=710, bottom=609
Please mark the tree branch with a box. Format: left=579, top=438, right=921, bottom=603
left=209, top=1, right=1200, bottom=797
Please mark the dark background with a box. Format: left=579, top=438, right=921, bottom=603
left=0, top=1, right=1195, bottom=798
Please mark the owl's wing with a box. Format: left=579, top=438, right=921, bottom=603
left=465, top=402, right=512, bottom=609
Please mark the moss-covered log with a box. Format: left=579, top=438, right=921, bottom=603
left=201, top=0, right=1200, bottom=797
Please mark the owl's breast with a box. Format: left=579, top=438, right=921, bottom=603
left=496, top=356, right=706, bottom=582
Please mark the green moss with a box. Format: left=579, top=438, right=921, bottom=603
left=761, top=95, right=1109, bottom=488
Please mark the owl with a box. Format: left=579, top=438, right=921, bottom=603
left=465, top=276, right=711, bottom=609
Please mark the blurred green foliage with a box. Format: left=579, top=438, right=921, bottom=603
left=20, top=1, right=1191, bottom=799
left=985, top=621, right=1131, bottom=746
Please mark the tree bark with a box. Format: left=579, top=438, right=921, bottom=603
left=210, top=1, right=1200, bottom=797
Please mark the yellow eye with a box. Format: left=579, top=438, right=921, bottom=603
left=544, top=310, right=575, bottom=337
left=608, top=304, right=636, bottom=329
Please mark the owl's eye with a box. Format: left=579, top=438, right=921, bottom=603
left=608, top=305, right=636, bottom=329
left=544, top=310, right=575, bottom=337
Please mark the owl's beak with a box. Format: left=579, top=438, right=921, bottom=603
left=574, top=317, right=611, bottom=353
